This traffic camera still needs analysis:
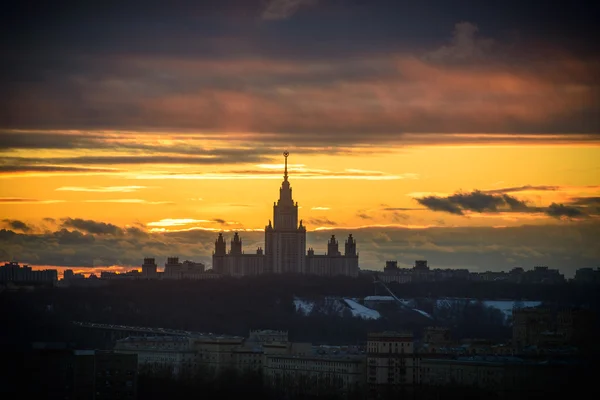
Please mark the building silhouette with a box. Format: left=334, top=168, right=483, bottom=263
left=213, top=152, right=359, bottom=277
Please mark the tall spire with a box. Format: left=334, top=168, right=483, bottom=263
left=283, top=150, right=289, bottom=181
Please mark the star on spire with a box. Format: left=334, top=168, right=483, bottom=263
left=283, top=151, right=289, bottom=181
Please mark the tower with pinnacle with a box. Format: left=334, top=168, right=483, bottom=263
left=265, top=151, right=307, bottom=273
left=212, top=151, right=358, bottom=277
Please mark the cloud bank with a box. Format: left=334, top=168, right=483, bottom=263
left=1, top=218, right=598, bottom=277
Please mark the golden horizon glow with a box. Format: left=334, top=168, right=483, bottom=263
left=1, top=134, right=599, bottom=234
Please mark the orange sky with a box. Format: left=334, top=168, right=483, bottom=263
left=1, top=138, right=599, bottom=234
left=1, top=11, right=599, bottom=274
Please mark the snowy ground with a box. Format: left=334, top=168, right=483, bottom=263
left=343, top=298, right=381, bottom=320
left=412, top=308, right=433, bottom=319
left=293, top=298, right=314, bottom=315
left=294, top=297, right=381, bottom=320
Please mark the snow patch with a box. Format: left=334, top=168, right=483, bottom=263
left=294, top=298, right=314, bottom=315
left=343, top=298, right=381, bottom=320
left=412, top=308, right=433, bottom=319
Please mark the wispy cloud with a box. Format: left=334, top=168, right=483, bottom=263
left=56, top=186, right=149, bottom=193
left=0, top=198, right=65, bottom=204
left=311, top=206, right=330, bottom=210
left=83, top=199, right=173, bottom=205
left=0, top=165, right=117, bottom=177
left=306, top=217, right=337, bottom=226
left=425, top=22, right=495, bottom=63
left=482, top=185, right=560, bottom=194
left=146, top=219, right=213, bottom=227
left=314, top=224, right=436, bottom=231
left=132, top=168, right=411, bottom=181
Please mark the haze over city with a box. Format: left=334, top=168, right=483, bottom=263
left=1, top=0, right=598, bottom=277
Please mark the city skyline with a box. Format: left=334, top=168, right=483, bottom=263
left=1, top=1, right=599, bottom=276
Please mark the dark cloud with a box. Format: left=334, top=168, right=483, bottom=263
left=53, top=229, right=96, bottom=245
left=415, top=197, right=464, bottom=215
left=381, top=207, right=424, bottom=211
left=212, top=219, right=227, bottom=224
left=306, top=217, right=337, bottom=226
left=357, top=213, right=373, bottom=220
left=569, top=197, right=600, bottom=215
left=570, top=197, right=600, bottom=207
left=4, top=155, right=271, bottom=166
left=483, top=185, right=559, bottom=194
left=125, top=227, right=148, bottom=237
left=0, top=165, right=114, bottom=174
left=61, top=218, right=123, bottom=235
left=1, top=1, right=599, bottom=142
left=0, top=198, right=39, bottom=203
left=416, top=190, right=532, bottom=215
left=1, top=220, right=599, bottom=277
left=415, top=190, right=597, bottom=219
left=0, top=132, right=105, bottom=150
left=2, top=219, right=32, bottom=232
left=545, top=203, right=585, bottom=219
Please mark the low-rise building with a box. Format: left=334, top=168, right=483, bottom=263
left=367, top=331, right=417, bottom=399
left=114, top=336, right=196, bottom=376
left=512, top=307, right=553, bottom=348
left=419, top=355, right=564, bottom=392
left=264, top=346, right=365, bottom=396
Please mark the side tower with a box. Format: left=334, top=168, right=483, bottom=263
left=212, top=233, right=227, bottom=274
left=344, top=234, right=359, bottom=277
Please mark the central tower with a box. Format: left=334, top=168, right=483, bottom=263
left=265, top=151, right=307, bottom=274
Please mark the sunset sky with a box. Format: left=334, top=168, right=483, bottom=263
left=1, top=0, right=599, bottom=277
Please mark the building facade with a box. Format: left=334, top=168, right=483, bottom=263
left=115, top=336, right=197, bottom=376
left=367, top=331, right=417, bottom=399
left=212, top=152, right=359, bottom=277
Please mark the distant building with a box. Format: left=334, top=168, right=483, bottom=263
left=523, top=266, right=565, bottom=284
left=213, top=152, right=359, bottom=278
left=141, top=258, right=158, bottom=279
left=419, top=355, right=561, bottom=392
left=306, top=234, right=359, bottom=277
left=115, top=336, right=197, bottom=376
left=213, top=233, right=265, bottom=276
left=63, top=269, right=74, bottom=281
left=264, top=347, right=366, bottom=396
left=101, top=270, right=141, bottom=280
left=512, top=307, right=554, bottom=348
left=0, top=262, right=57, bottom=284
left=574, top=267, right=600, bottom=284
left=557, top=308, right=596, bottom=347
left=378, top=261, right=412, bottom=284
